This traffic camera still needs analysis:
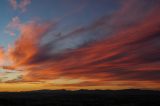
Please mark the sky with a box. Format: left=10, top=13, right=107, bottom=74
left=0, top=0, right=160, bottom=91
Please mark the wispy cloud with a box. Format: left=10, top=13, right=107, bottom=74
left=9, top=0, right=31, bottom=12
left=6, top=16, right=22, bottom=36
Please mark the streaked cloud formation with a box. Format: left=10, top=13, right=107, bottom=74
left=0, top=0, right=160, bottom=91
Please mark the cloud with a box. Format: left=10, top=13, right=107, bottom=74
left=9, top=0, right=31, bottom=12
left=3, top=0, right=160, bottom=89
left=0, top=47, right=4, bottom=65
left=9, top=0, right=17, bottom=10
left=8, top=20, right=54, bottom=67
left=6, top=16, right=22, bottom=36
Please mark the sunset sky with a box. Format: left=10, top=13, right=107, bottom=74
left=0, top=0, right=160, bottom=91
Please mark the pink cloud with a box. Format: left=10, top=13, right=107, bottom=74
left=9, top=0, right=31, bottom=12
left=6, top=16, right=22, bottom=36
left=9, top=0, right=17, bottom=10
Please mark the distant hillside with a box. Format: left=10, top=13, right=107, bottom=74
left=0, top=89, right=160, bottom=106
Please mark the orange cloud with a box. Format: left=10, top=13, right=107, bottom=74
left=8, top=20, right=54, bottom=68
left=0, top=47, right=4, bottom=63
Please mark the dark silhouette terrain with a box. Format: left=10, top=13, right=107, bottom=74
left=0, top=89, right=159, bottom=106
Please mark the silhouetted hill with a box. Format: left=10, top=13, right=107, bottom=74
left=0, top=89, right=160, bottom=106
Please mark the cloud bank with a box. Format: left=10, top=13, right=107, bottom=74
left=2, top=0, right=160, bottom=89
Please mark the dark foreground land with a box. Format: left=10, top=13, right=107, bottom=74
left=0, top=89, right=160, bottom=106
